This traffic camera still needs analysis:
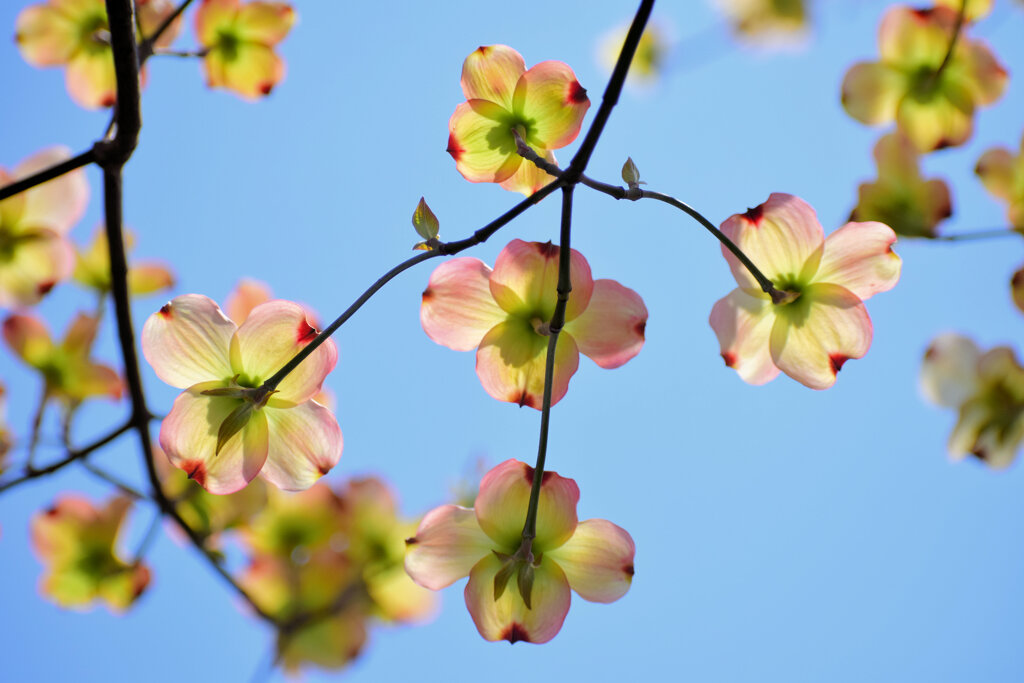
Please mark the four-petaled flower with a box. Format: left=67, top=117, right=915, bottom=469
left=850, top=132, right=952, bottom=238
left=447, top=45, right=590, bottom=196
left=841, top=6, right=1007, bottom=152
left=921, top=333, right=1024, bottom=468
left=710, top=193, right=901, bottom=389
left=31, top=495, right=151, bottom=611
left=405, top=459, right=635, bottom=644
left=421, top=239, right=647, bottom=408
left=142, top=294, right=341, bottom=494
left=975, top=130, right=1024, bottom=232
left=195, top=0, right=296, bottom=99
left=0, top=147, right=88, bottom=307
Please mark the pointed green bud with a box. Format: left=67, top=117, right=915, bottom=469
left=215, top=401, right=255, bottom=455
left=412, top=197, right=440, bottom=241
left=516, top=562, right=536, bottom=610
left=621, top=157, right=642, bottom=189
left=491, top=550, right=516, bottom=602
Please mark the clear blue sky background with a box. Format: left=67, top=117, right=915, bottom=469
left=2, top=1, right=1024, bottom=681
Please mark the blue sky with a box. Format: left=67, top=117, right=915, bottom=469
left=2, top=1, right=1024, bottom=681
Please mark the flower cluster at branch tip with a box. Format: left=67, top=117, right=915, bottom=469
left=31, top=495, right=151, bottom=611
left=3, top=312, right=122, bottom=404
left=921, top=333, right=1024, bottom=468
left=710, top=193, right=901, bottom=390
left=975, top=130, right=1024, bottom=231
left=715, top=0, right=809, bottom=45
left=850, top=132, right=952, bottom=238
left=0, top=147, right=88, bottom=307
left=447, top=45, right=590, bottom=196
left=74, top=226, right=175, bottom=296
left=142, top=294, right=342, bottom=494
left=405, top=459, right=634, bottom=644
left=421, top=239, right=647, bottom=409
left=195, top=0, right=296, bottom=99
left=15, top=0, right=182, bottom=108
left=240, top=477, right=436, bottom=673
left=841, top=5, right=1007, bottom=152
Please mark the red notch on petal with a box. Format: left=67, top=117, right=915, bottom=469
left=635, top=320, right=646, bottom=338
left=721, top=351, right=737, bottom=368
left=37, top=280, right=56, bottom=295
left=623, top=563, right=635, bottom=577
left=296, top=318, right=317, bottom=344
left=447, top=133, right=464, bottom=161
left=512, top=390, right=538, bottom=408
left=501, top=623, right=531, bottom=644
left=522, top=463, right=553, bottom=486
left=158, top=302, right=172, bottom=318
left=182, top=460, right=207, bottom=486
left=743, top=205, right=764, bottom=226
left=829, top=354, right=849, bottom=374
left=534, top=241, right=558, bottom=258
left=567, top=80, right=587, bottom=104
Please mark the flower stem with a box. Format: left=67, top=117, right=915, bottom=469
left=932, top=0, right=967, bottom=84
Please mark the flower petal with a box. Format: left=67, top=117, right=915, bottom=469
left=195, top=0, right=238, bottom=46
left=814, top=221, right=901, bottom=300
left=225, top=278, right=272, bottom=324
left=475, top=318, right=580, bottom=409
left=548, top=519, right=635, bottom=603
left=512, top=60, right=589, bottom=150
left=159, top=386, right=269, bottom=494
left=840, top=62, right=903, bottom=126
left=896, top=87, right=973, bottom=152
left=489, top=240, right=593, bottom=321
left=975, top=147, right=1015, bottom=201
left=259, top=401, right=342, bottom=491
left=564, top=279, right=647, bottom=369
left=204, top=42, right=284, bottom=98
left=231, top=300, right=335, bottom=404
left=142, top=294, right=237, bottom=389
left=15, top=6, right=78, bottom=66
left=709, top=288, right=780, bottom=385
left=3, top=314, right=53, bottom=367
left=460, top=45, right=525, bottom=110
left=127, top=263, right=175, bottom=296
left=769, top=283, right=872, bottom=390
left=474, top=459, right=579, bottom=552
left=498, top=148, right=559, bottom=196
left=878, top=6, right=950, bottom=65
left=405, top=505, right=493, bottom=590
left=447, top=101, right=521, bottom=184
left=720, top=193, right=824, bottom=292
left=65, top=49, right=118, bottom=109
left=236, top=2, right=295, bottom=44
left=962, top=40, right=1008, bottom=106
left=0, top=229, right=74, bottom=307
left=420, top=258, right=506, bottom=351
left=465, top=553, right=570, bottom=644
left=920, top=333, right=981, bottom=408
left=16, top=145, right=88, bottom=230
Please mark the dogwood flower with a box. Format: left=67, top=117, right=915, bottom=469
left=74, top=226, right=175, bottom=296
left=975, top=131, right=1024, bottom=231
left=0, top=147, right=88, bottom=307
left=31, top=495, right=151, bottom=611
left=710, top=193, right=901, bottom=389
left=935, top=0, right=992, bottom=22
left=850, top=132, right=952, bottom=238
left=447, top=45, right=590, bottom=196
left=921, top=333, right=1024, bottom=468
left=405, top=459, right=635, bottom=644
left=195, top=0, right=296, bottom=99
left=142, top=294, right=341, bottom=494
left=714, top=0, right=809, bottom=45
left=841, top=6, right=1007, bottom=151
left=421, top=239, right=647, bottom=408
left=15, top=0, right=181, bottom=108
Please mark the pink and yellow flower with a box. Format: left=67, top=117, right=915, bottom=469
left=194, top=0, right=296, bottom=99
left=74, top=226, right=175, bottom=296
left=31, top=495, right=151, bottom=611
left=0, top=147, right=88, bottom=307
left=405, top=459, right=634, bottom=644
left=15, top=0, right=181, bottom=109
left=850, top=132, right=952, bottom=238
left=3, top=312, right=122, bottom=404
left=447, top=45, right=590, bottom=196
left=710, top=193, right=901, bottom=390
left=975, top=131, right=1024, bottom=231
left=142, top=294, right=341, bottom=494
left=421, top=239, right=647, bottom=408
left=841, top=6, right=1007, bottom=152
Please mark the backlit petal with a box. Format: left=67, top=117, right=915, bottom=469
left=405, top=505, right=492, bottom=590
left=127, top=263, right=175, bottom=296
left=975, top=147, right=1014, bottom=201
left=143, top=294, right=236, bottom=388
left=195, top=0, right=238, bottom=46
left=896, top=87, right=973, bottom=152
left=225, top=278, right=272, bottom=324
left=460, top=45, right=525, bottom=110
left=65, top=50, right=118, bottom=109
left=465, top=553, right=570, bottom=644
left=489, top=240, right=593, bottom=321
left=498, top=148, right=558, bottom=196
left=564, top=279, right=647, bottom=369
left=0, top=230, right=74, bottom=307
left=15, top=6, right=78, bottom=66
left=709, top=288, right=780, bottom=386
left=236, top=2, right=295, bottom=44
left=840, top=62, right=903, bottom=126
left=421, top=258, right=505, bottom=351
left=548, top=519, right=635, bottom=603
left=2, top=314, right=54, bottom=367
left=15, top=147, right=89, bottom=235
left=259, top=401, right=342, bottom=491
left=475, top=318, right=579, bottom=409
left=447, top=101, right=521, bottom=184
left=769, top=283, right=872, bottom=390
left=815, top=221, right=901, bottom=300
left=512, top=60, right=589, bottom=150
left=920, top=333, right=981, bottom=408
left=204, top=42, right=284, bottom=98
left=474, top=459, right=579, bottom=552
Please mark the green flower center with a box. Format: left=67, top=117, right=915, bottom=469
left=216, top=30, right=242, bottom=62
left=908, top=64, right=943, bottom=102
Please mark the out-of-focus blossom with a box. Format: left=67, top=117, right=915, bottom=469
left=74, top=226, right=175, bottom=296
left=0, top=147, right=88, bottom=307
left=935, top=0, right=992, bottom=22
left=447, top=45, right=590, bottom=196
left=597, top=21, right=673, bottom=87
left=921, top=333, right=1024, bottom=468
left=841, top=6, right=1007, bottom=151
left=715, top=0, right=809, bottom=45
left=3, top=312, right=122, bottom=403
left=142, top=294, right=341, bottom=494
left=15, top=0, right=181, bottom=108
left=31, top=495, right=150, bottom=611
left=422, top=239, right=647, bottom=408
left=710, top=193, right=901, bottom=389
left=850, top=133, right=952, bottom=238
left=194, top=0, right=296, bottom=99
left=975, top=132, right=1024, bottom=231
left=406, top=459, right=635, bottom=644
